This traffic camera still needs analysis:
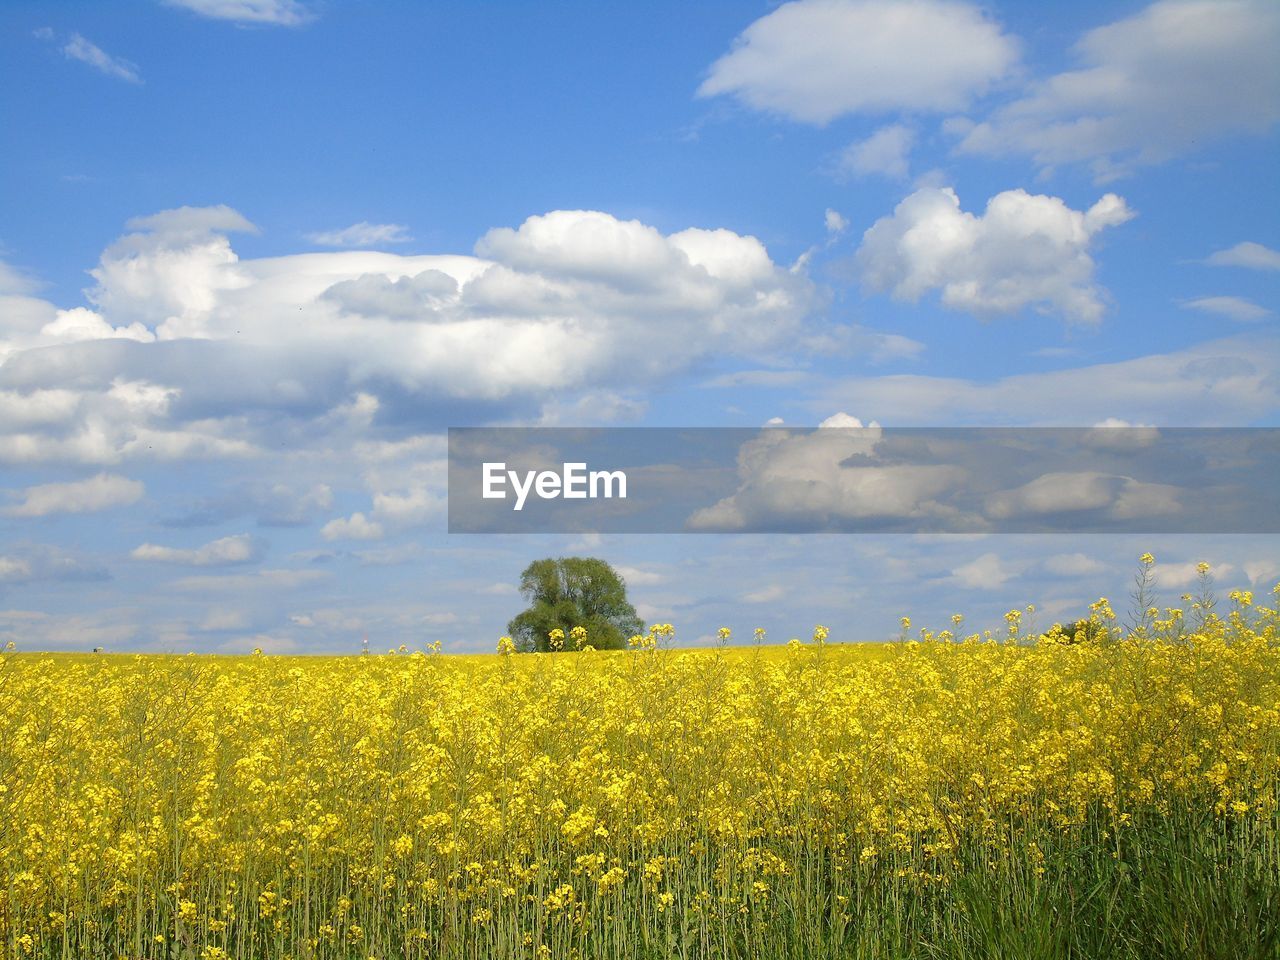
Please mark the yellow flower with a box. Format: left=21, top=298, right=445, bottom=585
left=4, top=567, right=1278, bottom=957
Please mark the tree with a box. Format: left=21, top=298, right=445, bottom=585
left=507, top=557, right=644, bottom=652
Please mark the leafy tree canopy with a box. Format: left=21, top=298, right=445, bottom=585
left=507, top=557, right=644, bottom=652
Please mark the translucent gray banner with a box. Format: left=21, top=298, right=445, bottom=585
left=447, top=427, right=1280, bottom=534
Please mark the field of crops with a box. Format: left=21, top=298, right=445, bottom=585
left=2, top=588, right=1279, bottom=959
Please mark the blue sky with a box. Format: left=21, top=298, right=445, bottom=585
left=1, top=0, right=1278, bottom=652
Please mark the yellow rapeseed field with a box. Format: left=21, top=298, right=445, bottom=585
left=2, top=571, right=1278, bottom=959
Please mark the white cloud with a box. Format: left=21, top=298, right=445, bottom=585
left=856, top=186, right=1132, bottom=324
left=4, top=472, right=144, bottom=517
left=985, top=472, right=1181, bottom=521
left=819, top=335, right=1280, bottom=425
left=307, top=222, right=413, bottom=248
left=0, top=205, right=819, bottom=465
left=703, top=369, right=808, bottom=390
left=743, top=584, right=786, bottom=604
left=40, top=307, right=155, bottom=344
left=320, top=512, right=384, bottom=541
left=1084, top=421, right=1160, bottom=449
left=131, top=533, right=259, bottom=566
left=127, top=205, right=258, bottom=239
left=0, top=546, right=108, bottom=585
left=370, top=487, right=442, bottom=526
left=0, top=608, right=139, bottom=650
left=0, top=390, right=80, bottom=429
left=1091, top=418, right=1155, bottom=430
left=171, top=568, right=328, bottom=593
left=953, top=0, right=1280, bottom=180
left=1182, top=296, right=1271, bottom=322
left=950, top=552, right=1014, bottom=590
left=536, top=389, right=648, bottom=427
left=320, top=269, right=458, bottom=319
left=1043, top=553, right=1107, bottom=577
left=824, top=209, right=848, bottom=235
left=688, top=414, right=966, bottom=531
left=0, top=260, right=41, bottom=296
left=60, top=34, right=141, bottom=84
left=699, top=0, right=1018, bottom=123
left=1206, top=241, right=1280, bottom=272
left=0, top=557, right=33, bottom=582
left=199, top=608, right=251, bottom=631
left=1152, top=560, right=1235, bottom=590
left=88, top=205, right=258, bottom=339
left=352, top=544, right=422, bottom=567
left=163, top=0, right=312, bottom=26
left=838, top=124, right=915, bottom=179
left=833, top=326, right=927, bottom=364
left=337, top=448, right=449, bottom=538
left=1243, top=559, right=1280, bottom=587
left=615, top=565, right=666, bottom=587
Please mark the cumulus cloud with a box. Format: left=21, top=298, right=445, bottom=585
left=0, top=205, right=817, bottom=465
left=743, top=583, right=787, bottom=604
left=536, top=389, right=648, bottom=427
left=88, top=205, right=258, bottom=339
left=1182, top=296, right=1271, bottom=322
left=688, top=413, right=965, bottom=531
left=3, top=472, right=144, bottom=517
left=162, top=0, right=312, bottom=26
left=1243, top=559, right=1280, bottom=586
left=0, top=389, right=82, bottom=430
left=0, top=608, right=135, bottom=650
left=985, top=472, right=1182, bottom=521
left=0, top=369, right=257, bottom=465
left=1152, top=560, right=1235, bottom=589
left=1084, top=420, right=1160, bottom=449
left=0, top=557, right=31, bottom=582
left=307, top=222, right=413, bottom=248
left=131, top=533, right=260, bottom=566
left=320, top=513, right=384, bottom=542
left=615, top=565, right=666, bottom=587
left=950, top=552, right=1014, bottom=590
left=952, top=0, right=1280, bottom=180
left=819, top=335, right=1280, bottom=425
left=837, top=124, right=915, bottom=179
left=1043, top=553, right=1107, bottom=577
left=321, top=270, right=458, bottom=319
left=199, top=608, right=251, bottom=632
left=327, top=441, right=449, bottom=539
left=1206, top=242, right=1280, bottom=272
left=0, top=545, right=110, bottom=585
left=40, top=307, right=155, bottom=344
left=370, top=487, right=442, bottom=527
left=699, top=0, right=1018, bottom=123
left=855, top=187, right=1132, bottom=324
